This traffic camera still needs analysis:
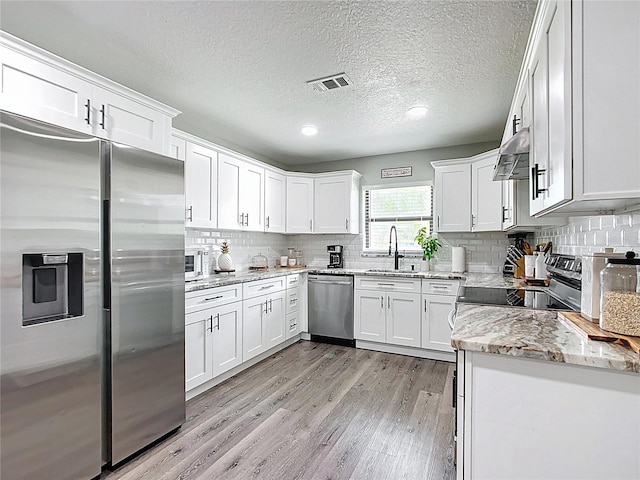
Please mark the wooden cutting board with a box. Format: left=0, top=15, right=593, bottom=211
left=559, top=311, right=640, bottom=357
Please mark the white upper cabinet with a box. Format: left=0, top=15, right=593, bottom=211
left=505, top=0, right=640, bottom=216
left=0, top=32, right=179, bottom=155
left=170, top=134, right=186, bottom=161
left=434, top=150, right=502, bottom=233
left=218, top=153, right=264, bottom=232
left=92, top=86, right=171, bottom=155
left=264, top=170, right=286, bottom=233
left=313, top=172, right=361, bottom=234
left=529, top=0, right=572, bottom=215
left=471, top=153, right=503, bottom=232
left=434, top=163, right=472, bottom=232
left=185, top=141, right=217, bottom=229
left=0, top=45, right=93, bottom=134
left=286, top=176, right=314, bottom=234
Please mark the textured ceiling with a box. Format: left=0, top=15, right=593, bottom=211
left=0, top=1, right=537, bottom=165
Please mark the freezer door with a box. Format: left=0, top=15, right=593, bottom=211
left=0, top=113, right=102, bottom=480
left=108, top=142, right=185, bottom=464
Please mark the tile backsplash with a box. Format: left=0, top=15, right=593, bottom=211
left=186, top=228, right=513, bottom=273
left=536, top=214, right=640, bottom=256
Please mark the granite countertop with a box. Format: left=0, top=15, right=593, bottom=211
left=451, top=304, right=640, bottom=374
left=185, top=268, right=534, bottom=293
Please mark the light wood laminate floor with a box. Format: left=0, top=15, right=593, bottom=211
left=103, top=341, right=456, bottom=480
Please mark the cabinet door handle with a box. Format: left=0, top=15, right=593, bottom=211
left=266, top=216, right=270, bottom=229
left=264, top=301, right=268, bottom=314
left=532, top=163, right=547, bottom=200
left=387, top=296, right=391, bottom=309
left=377, top=282, right=394, bottom=286
left=380, top=296, right=384, bottom=308
left=502, top=206, right=508, bottom=223
left=208, top=315, right=213, bottom=332
left=204, top=295, right=223, bottom=302
left=99, top=104, right=106, bottom=129
left=187, top=206, right=193, bottom=222
left=259, top=284, right=274, bottom=290
left=437, top=216, right=440, bottom=229
left=85, top=99, right=91, bottom=125
left=424, top=299, right=427, bottom=312
left=269, top=299, right=273, bottom=312
left=471, top=214, right=475, bottom=227
left=345, top=218, right=349, bottom=231
left=245, top=213, right=249, bottom=226
left=215, top=313, right=220, bottom=330
left=309, top=219, right=313, bottom=231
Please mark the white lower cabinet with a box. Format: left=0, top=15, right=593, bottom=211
left=354, top=277, right=421, bottom=347
left=421, top=280, right=459, bottom=353
left=421, top=294, right=455, bottom=352
left=242, top=290, right=286, bottom=362
left=185, top=300, right=242, bottom=391
left=458, top=351, right=640, bottom=480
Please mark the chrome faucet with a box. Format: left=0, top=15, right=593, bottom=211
left=388, top=225, right=404, bottom=270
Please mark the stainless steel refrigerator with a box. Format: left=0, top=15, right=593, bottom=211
left=0, top=112, right=186, bottom=479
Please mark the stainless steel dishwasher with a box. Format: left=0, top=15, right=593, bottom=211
left=308, top=274, right=355, bottom=347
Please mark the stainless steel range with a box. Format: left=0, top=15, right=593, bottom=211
left=457, top=254, right=582, bottom=312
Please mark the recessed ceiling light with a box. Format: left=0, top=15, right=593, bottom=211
left=301, top=125, right=318, bottom=136
left=407, top=106, right=428, bottom=118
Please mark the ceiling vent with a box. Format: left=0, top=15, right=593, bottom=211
left=307, top=73, right=353, bottom=92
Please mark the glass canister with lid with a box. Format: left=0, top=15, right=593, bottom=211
left=599, top=251, right=640, bottom=336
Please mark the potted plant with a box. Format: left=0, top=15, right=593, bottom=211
left=415, top=227, right=440, bottom=272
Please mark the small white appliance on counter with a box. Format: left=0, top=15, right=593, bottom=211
left=185, top=247, right=210, bottom=281
left=581, top=249, right=624, bottom=321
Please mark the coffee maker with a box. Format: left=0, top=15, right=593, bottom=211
left=327, top=245, right=344, bottom=268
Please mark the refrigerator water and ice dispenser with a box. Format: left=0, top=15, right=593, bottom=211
left=22, top=253, right=83, bottom=326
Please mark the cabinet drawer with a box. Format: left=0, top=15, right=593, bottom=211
left=286, top=288, right=299, bottom=314
left=186, top=284, right=242, bottom=314
left=243, top=276, right=286, bottom=299
left=286, top=312, right=300, bottom=339
left=422, top=280, right=461, bottom=296
left=286, top=274, right=300, bottom=289
left=355, top=276, right=421, bottom=293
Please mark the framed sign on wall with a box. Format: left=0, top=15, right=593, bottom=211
left=381, top=166, right=412, bottom=179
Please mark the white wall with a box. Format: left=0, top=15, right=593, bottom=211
left=290, top=141, right=497, bottom=186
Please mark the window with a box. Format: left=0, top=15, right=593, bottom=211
left=364, top=183, right=433, bottom=252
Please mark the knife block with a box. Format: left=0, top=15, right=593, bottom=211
left=515, top=257, right=525, bottom=278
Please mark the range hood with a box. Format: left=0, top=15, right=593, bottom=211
left=493, top=116, right=530, bottom=181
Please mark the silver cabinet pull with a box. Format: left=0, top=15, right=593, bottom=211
left=215, top=313, right=220, bottom=330
left=266, top=216, right=270, bottom=229
left=263, top=301, right=268, bottom=314
left=245, top=213, right=249, bottom=226
left=502, top=206, right=508, bottom=223
left=309, top=219, right=313, bottom=231
left=204, top=295, right=223, bottom=302
left=186, top=206, right=193, bottom=222
left=100, top=104, right=106, bottom=129
left=85, top=99, right=91, bottom=125
left=437, top=216, right=440, bottom=229
left=387, top=296, right=391, bottom=309
left=424, top=299, right=427, bottom=312
left=259, top=284, right=274, bottom=290
left=269, top=299, right=273, bottom=312
left=345, top=218, right=349, bottom=231
left=208, top=315, right=213, bottom=332
left=380, top=296, right=384, bottom=308
left=239, top=213, right=244, bottom=226
left=377, top=282, right=395, bottom=286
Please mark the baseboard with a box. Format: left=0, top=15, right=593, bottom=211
left=356, top=340, right=455, bottom=362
